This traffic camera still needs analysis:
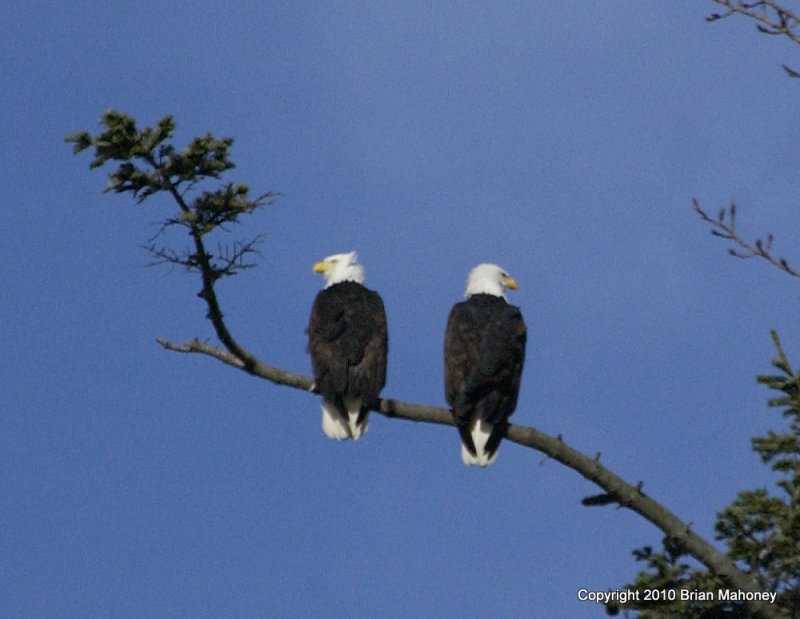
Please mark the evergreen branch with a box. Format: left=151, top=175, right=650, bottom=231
left=769, top=329, right=794, bottom=376
left=67, top=111, right=274, bottom=370
left=614, top=330, right=800, bottom=617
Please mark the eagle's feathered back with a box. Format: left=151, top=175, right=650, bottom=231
left=444, top=264, right=526, bottom=466
left=307, top=252, right=388, bottom=440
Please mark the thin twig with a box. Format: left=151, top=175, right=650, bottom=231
left=709, top=0, right=800, bottom=45
left=693, top=199, right=800, bottom=278
left=709, top=0, right=800, bottom=75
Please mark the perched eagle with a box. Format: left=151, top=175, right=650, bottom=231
left=444, top=264, right=527, bottom=467
left=307, top=251, right=388, bottom=440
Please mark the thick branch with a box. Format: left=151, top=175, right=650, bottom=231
left=190, top=228, right=259, bottom=366
left=145, top=156, right=264, bottom=372
left=156, top=336, right=784, bottom=619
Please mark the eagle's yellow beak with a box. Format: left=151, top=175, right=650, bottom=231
left=504, top=276, right=518, bottom=290
left=313, top=261, right=328, bottom=274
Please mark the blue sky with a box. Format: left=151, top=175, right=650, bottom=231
left=4, top=2, right=800, bottom=617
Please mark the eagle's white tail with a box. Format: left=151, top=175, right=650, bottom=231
left=321, top=400, right=350, bottom=440
left=461, top=419, right=497, bottom=467
left=345, top=396, right=368, bottom=440
left=321, top=398, right=369, bottom=440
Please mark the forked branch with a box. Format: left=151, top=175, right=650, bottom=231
left=693, top=199, right=800, bottom=278
left=708, top=1, right=800, bottom=77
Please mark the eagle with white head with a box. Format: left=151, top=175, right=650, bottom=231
left=444, top=263, right=527, bottom=467
left=307, top=251, right=388, bottom=440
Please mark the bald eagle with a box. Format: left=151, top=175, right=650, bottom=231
left=307, top=251, right=388, bottom=440
left=444, top=264, right=527, bottom=467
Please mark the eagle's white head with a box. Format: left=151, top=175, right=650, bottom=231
left=464, top=263, right=518, bottom=299
left=313, top=251, right=365, bottom=288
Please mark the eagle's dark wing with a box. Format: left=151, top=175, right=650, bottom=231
left=307, top=282, right=387, bottom=404
left=444, top=296, right=526, bottom=457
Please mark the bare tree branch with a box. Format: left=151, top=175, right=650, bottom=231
left=155, top=334, right=784, bottom=618
left=156, top=337, right=311, bottom=389
left=709, top=0, right=800, bottom=76
left=709, top=0, right=800, bottom=45
left=694, top=199, right=800, bottom=278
